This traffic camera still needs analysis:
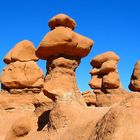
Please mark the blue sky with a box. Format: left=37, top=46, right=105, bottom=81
left=0, top=0, right=140, bottom=91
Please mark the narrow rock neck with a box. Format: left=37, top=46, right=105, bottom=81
left=44, top=55, right=82, bottom=102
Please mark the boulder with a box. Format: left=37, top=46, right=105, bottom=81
left=102, top=72, right=120, bottom=89
left=5, top=117, right=31, bottom=140
left=93, top=94, right=140, bottom=140
left=1, top=61, right=44, bottom=89
left=3, top=40, right=38, bottom=64
left=35, top=14, right=94, bottom=104
left=90, top=51, right=119, bottom=67
left=100, top=60, right=117, bottom=74
left=35, top=27, right=93, bottom=59
left=48, top=13, right=76, bottom=30
left=82, top=91, right=96, bottom=106
left=129, top=60, right=140, bottom=91
left=90, top=68, right=100, bottom=75
left=89, top=75, right=102, bottom=89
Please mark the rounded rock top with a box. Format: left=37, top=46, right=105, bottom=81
left=48, top=14, right=76, bottom=30
left=90, top=51, right=120, bottom=67
left=35, top=27, right=94, bottom=60
left=3, top=40, right=38, bottom=64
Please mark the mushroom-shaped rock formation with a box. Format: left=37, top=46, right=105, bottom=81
left=129, top=60, right=140, bottom=91
left=48, top=14, right=76, bottom=30
left=36, top=14, right=94, bottom=103
left=1, top=40, right=44, bottom=94
left=3, top=40, right=38, bottom=64
left=89, top=51, right=121, bottom=94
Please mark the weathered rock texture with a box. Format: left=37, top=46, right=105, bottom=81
left=3, top=40, right=38, bottom=64
left=93, top=95, right=140, bottom=140
left=82, top=90, right=96, bottom=106
left=36, top=14, right=94, bottom=103
left=1, top=40, right=44, bottom=94
left=48, top=14, right=76, bottom=30
left=89, top=51, right=121, bottom=94
left=129, top=60, right=140, bottom=91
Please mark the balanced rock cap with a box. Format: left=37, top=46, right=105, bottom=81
left=90, top=51, right=120, bottom=67
left=36, top=27, right=94, bottom=60
left=132, top=60, right=140, bottom=79
left=3, top=40, right=38, bottom=64
left=48, top=14, right=76, bottom=30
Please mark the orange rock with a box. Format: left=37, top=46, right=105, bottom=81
left=89, top=75, right=102, bottom=89
left=48, top=14, right=76, bottom=30
left=94, top=95, right=140, bottom=140
left=129, top=60, right=140, bottom=91
left=35, top=27, right=93, bottom=59
left=43, top=56, right=86, bottom=105
left=3, top=40, right=38, bottom=64
left=102, top=72, right=120, bottom=89
left=82, top=91, right=96, bottom=106
left=5, top=117, right=31, bottom=140
left=90, top=68, right=100, bottom=75
left=35, top=14, right=94, bottom=104
left=100, top=60, right=117, bottom=74
left=90, top=51, right=119, bottom=67
left=1, top=61, right=44, bottom=89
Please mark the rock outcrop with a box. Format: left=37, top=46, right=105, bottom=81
left=93, top=95, right=140, bottom=140
left=1, top=40, right=44, bottom=94
left=129, top=60, right=140, bottom=91
left=36, top=14, right=94, bottom=103
left=1, top=13, right=140, bottom=140
left=89, top=51, right=121, bottom=94
left=82, top=91, right=96, bottom=106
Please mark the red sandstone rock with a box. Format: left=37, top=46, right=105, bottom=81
left=94, top=95, right=140, bottom=140
left=36, top=27, right=93, bottom=59
left=5, top=117, right=31, bottom=140
left=90, top=68, right=100, bottom=75
left=35, top=14, right=94, bottom=104
left=1, top=61, right=44, bottom=89
left=129, top=60, right=140, bottom=91
left=100, top=60, right=117, bottom=74
left=102, top=72, right=120, bottom=89
left=89, top=75, right=102, bottom=89
left=48, top=14, right=76, bottom=30
left=82, top=91, right=96, bottom=106
left=90, top=51, right=119, bottom=67
left=89, top=51, right=121, bottom=94
left=3, top=40, right=38, bottom=64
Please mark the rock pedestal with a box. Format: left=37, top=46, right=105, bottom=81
left=1, top=40, right=44, bottom=94
left=35, top=14, right=94, bottom=103
left=129, top=60, right=140, bottom=91
left=89, top=51, right=121, bottom=94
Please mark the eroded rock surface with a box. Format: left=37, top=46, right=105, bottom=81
left=129, top=60, right=140, bottom=91
left=36, top=13, right=94, bottom=103
left=3, top=40, right=38, bottom=64
left=1, top=40, right=44, bottom=94
left=89, top=51, right=121, bottom=93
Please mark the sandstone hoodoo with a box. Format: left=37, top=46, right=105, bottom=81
left=89, top=51, right=121, bottom=94
left=36, top=14, right=94, bottom=102
left=1, top=40, right=44, bottom=94
left=129, top=60, right=140, bottom=91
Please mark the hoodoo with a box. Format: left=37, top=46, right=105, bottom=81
left=89, top=51, right=121, bottom=94
left=129, top=60, right=140, bottom=91
left=36, top=14, right=94, bottom=103
left=1, top=40, right=44, bottom=94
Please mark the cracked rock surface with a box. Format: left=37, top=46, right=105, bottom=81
left=1, top=40, right=44, bottom=93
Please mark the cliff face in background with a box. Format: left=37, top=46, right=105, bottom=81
left=0, top=14, right=140, bottom=140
